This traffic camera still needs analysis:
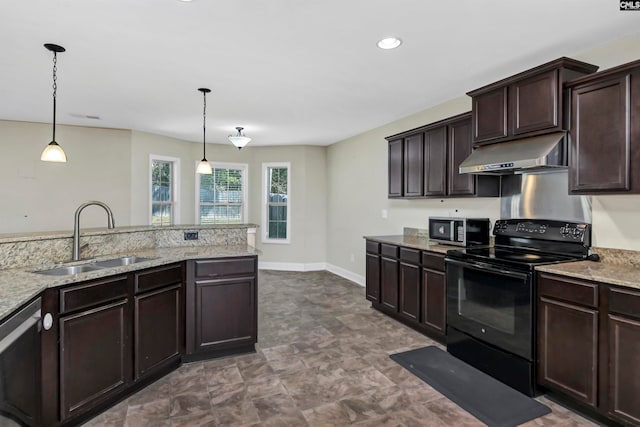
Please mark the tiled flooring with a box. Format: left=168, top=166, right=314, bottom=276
left=84, top=270, right=599, bottom=426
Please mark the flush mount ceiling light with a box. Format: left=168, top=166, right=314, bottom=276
left=228, top=127, right=251, bottom=150
left=377, top=37, right=402, bottom=50
left=41, top=43, right=67, bottom=162
left=195, top=88, right=213, bottom=174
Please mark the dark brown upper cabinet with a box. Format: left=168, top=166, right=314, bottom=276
left=388, top=138, right=403, bottom=198
left=566, top=59, right=640, bottom=194
left=386, top=113, right=499, bottom=199
left=468, top=57, right=598, bottom=145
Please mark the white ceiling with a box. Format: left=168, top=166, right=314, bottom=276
left=1, top=1, right=639, bottom=147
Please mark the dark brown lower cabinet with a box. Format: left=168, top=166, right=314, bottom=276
left=538, top=296, right=598, bottom=407
left=365, top=240, right=446, bottom=344
left=537, top=272, right=640, bottom=426
left=380, top=257, right=399, bottom=311
left=134, top=284, right=182, bottom=380
left=186, top=256, right=258, bottom=360
left=422, top=267, right=446, bottom=339
left=59, top=296, right=130, bottom=422
left=399, top=262, right=420, bottom=321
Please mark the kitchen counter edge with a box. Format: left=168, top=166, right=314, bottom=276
left=364, top=235, right=460, bottom=254
left=0, top=244, right=260, bottom=323
left=536, top=261, right=640, bottom=290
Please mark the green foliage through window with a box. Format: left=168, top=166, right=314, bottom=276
left=266, top=166, right=288, bottom=240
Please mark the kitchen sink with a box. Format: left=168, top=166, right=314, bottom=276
left=93, top=256, right=155, bottom=268
left=34, top=264, right=104, bottom=276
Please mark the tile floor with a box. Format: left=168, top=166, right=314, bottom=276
left=84, top=270, right=599, bottom=426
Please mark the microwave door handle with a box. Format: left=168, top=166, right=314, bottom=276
left=450, top=221, right=455, bottom=241
left=446, top=258, right=529, bottom=281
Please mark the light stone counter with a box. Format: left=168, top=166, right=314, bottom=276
left=0, top=244, right=260, bottom=322
left=363, top=235, right=461, bottom=255
left=536, top=247, right=640, bottom=290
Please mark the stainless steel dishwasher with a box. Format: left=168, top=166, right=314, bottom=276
left=0, top=298, right=42, bottom=426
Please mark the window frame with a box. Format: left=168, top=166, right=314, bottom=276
left=149, top=155, right=180, bottom=226
left=262, top=162, right=291, bottom=244
left=195, top=161, right=249, bottom=225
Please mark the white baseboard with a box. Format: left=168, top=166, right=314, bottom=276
left=326, top=263, right=365, bottom=287
left=258, top=261, right=326, bottom=272
left=258, top=261, right=365, bottom=287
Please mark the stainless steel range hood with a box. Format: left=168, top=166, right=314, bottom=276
left=459, top=131, right=566, bottom=174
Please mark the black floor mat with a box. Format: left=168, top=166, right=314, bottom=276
left=390, top=346, right=551, bottom=427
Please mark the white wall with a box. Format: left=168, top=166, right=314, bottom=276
left=0, top=120, right=132, bottom=233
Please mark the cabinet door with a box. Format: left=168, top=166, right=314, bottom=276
left=403, top=133, right=424, bottom=197
left=399, top=262, right=420, bottom=322
left=448, top=118, right=476, bottom=196
left=472, top=87, right=508, bottom=143
left=422, top=268, right=446, bottom=337
left=365, top=253, right=380, bottom=302
left=423, top=126, right=447, bottom=197
left=380, top=257, right=399, bottom=311
left=388, top=139, right=403, bottom=198
left=192, top=277, right=256, bottom=353
left=569, top=75, right=631, bottom=193
left=510, top=69, right=559, bottom=135
left=134, top=284, right=182, bottom=381
left=538, top=297, right=598, bottom=408
left=59, top=299, right=130, bottom=421
left=608, top=314, right=640, bottom=425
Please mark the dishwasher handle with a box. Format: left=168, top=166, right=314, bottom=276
left=0, top=299, right=42, bottom=354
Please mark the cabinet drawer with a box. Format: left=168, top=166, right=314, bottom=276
left=381, top=244, right=398, bottom=258
left=60, top=275, right=129, bottom=313
left=609, top=287, right=640, bottom=320
left=194, top=257, right=256, bottom=279
left=400, top=248, right=420, bottom=264
left=538, top=273, right=598, bottom=308
left=422, top=252, right=445, bottom=271
left=366, top=241, right=380, bottom=254
left=135, top=263, right=182, bottom=294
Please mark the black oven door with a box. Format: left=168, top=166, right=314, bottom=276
left=446, top=258, right=533, bottom=360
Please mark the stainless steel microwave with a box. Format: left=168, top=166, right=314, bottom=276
left=428, top=217, right=490, bottom=247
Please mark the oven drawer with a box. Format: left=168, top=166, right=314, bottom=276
left=537, top=273, right=598, bottom=308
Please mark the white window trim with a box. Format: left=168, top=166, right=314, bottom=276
left=149, top=154, right=180, bottom=226
left=195, top=161, right=249, bottom=225
left=262, top=162, right=291, bottom=244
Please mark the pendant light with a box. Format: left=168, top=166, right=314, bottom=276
left=41, top=43, right=67, bottom=162
left=196, top=88, right=213, bottom=174
left=228, top=127, right=251, bottom=150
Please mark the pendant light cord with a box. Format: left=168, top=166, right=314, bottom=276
left=202, top=90, right=207, bottom=158
left=52, top=51, right=58, bottom=142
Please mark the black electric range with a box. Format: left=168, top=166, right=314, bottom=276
left=445, top=218, right=591, bottom=396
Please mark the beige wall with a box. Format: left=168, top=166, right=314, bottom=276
left=326, top=32, right=640, bottom=279
left=0, top=120, right=132, bottom=233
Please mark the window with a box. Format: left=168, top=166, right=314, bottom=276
left=262, top=162, right=290, bottom=243
left=150, top=155, right=180, bottom=226
left=197, top=162, right=248, bottom=224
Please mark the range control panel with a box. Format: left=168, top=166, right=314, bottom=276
left=494, top=219, right=590, bottom=243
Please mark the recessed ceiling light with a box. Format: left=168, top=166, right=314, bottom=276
left=377, top=37, right=402, bottom=50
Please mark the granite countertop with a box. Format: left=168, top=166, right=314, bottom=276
left=364, top=235, right=461, bottom=254
left=0, top=223, right=259, bottom=244
left=0, top=244, right=260, bottom=323
left=536, top=261, right=640, bottom=290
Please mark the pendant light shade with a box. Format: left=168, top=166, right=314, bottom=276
left=196, top=88, right=212, bottom=174
left=41, top=43, right=67, bottom=162
left=228, top=127, right=251, bottom=150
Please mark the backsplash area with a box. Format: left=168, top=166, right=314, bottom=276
left=0, top=225, right=255, bottom=270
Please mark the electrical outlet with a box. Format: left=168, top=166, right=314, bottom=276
left=184, top=231, right=199, bottom=240
left=350, top=253, right=355, bottom=263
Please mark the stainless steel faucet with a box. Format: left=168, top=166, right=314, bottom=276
left=72, top=201, right=115, bottom=261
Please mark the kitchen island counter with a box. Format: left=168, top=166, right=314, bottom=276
left=0, top=244, right=259, bottom=322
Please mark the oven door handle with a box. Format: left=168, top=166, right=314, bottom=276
left=445, top=258, right=530, bottom=281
